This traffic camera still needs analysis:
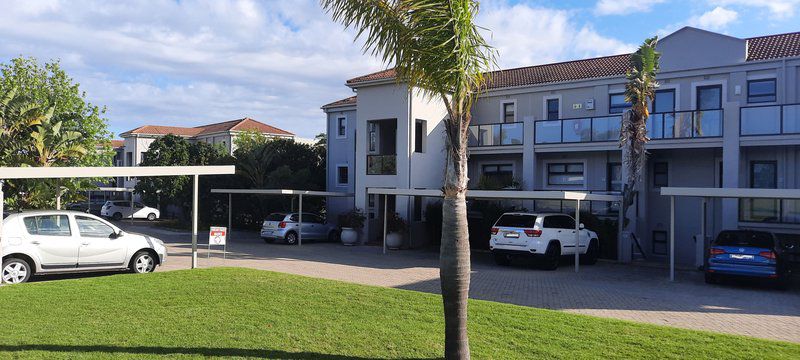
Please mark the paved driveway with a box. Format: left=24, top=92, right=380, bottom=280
left=117, top=223, right=800, bottom=343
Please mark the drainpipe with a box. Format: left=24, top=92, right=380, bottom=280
left=407, top=87, right=413, bottom=248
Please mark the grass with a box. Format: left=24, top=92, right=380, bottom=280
left=0, top=268, right=797, bottom=359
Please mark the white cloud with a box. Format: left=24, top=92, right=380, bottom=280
left=594, top=0, right=666, bottom=16
left=479, top=2, right=635, bottom=69
left=690, top=6, right=739, bottom=30
left=710, top=0, right=800, bottom=17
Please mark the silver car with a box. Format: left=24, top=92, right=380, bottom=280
left=1, top=210, right=167, bottom=284
left=260, top=213, right=339, bottom=245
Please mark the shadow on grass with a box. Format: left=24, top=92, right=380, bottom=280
left=0, top=344, right=440, bottom=360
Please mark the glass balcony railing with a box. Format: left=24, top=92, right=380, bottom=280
left=646, top=109, right=723, bottom=139
left=468, top=122, right=523, bottom=147
left=367, top=155, right=396, bottom=175
left=534, top=115, right=622, bottom=144
left=740, top=104, right=800, bottom=136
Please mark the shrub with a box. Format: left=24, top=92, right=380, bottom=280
left=387, top=212, right=408, bottom=235
left=338, top=208, right=366, bottom=229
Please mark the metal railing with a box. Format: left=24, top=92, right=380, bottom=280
left=468, top=122, right=523, bottom=146
left=740, top=103, right=800, bottom=136
left=366, top=154, right=397, bottom=175
left=534, top=115, right=622, bottom=144
left=646, top=109, right=723, bottom=139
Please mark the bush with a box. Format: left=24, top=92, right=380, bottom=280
left=387, top=212, right=408, bottom=235
left=338, top=208, right=366, bottom=229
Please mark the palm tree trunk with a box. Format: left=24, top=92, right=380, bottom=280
left=440, top=122, right=471, bottom=359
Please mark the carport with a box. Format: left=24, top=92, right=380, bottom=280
left=0, top=165, right=236, bottom=280
left=209, top=189, right=354, bottom=246
left=367, top=188, right=623, bottom=272
left=661, top=187, right=800, bottom=281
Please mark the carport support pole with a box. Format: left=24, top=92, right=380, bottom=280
left=382, top=194, right=388, bottom=255
left=0, top=180, right=5, bottom=285
left=130, top=193, right=134, bottom=225
left=298, top=194, right=303, bottom=246
left=191, top=175, right=199, bottom=269
left=575, top=199, right=580, bottom=273
left=670, top=195, right=675, bottom=281
left=228, top=194, right=232, bottom=243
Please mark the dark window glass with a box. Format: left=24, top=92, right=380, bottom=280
left=713, top=231, right=774, bottom=248
left=547, top=163, right=584, bottom=186
left=266, top=213, right=286, bottom=221
left=547, top=99, right=559, bottom=120
left=609, top=93, right=631, bottom=114
left=495, top=214, right=537, bottom=228
left=544, top=215, right=574, bottom=229
left=503, top=103, right=515, bottom=123
left=751, top=161, right=776, bottom=188
left=654, top=89, right=675, bottom=113
left=653, top=162, right=668, bottom=187
left=23, top=215, right=72, bottom=236
left=747, top=79, right=776, bottom=103
left=414, top=120, right=426, bottom=153
left=337, top=117, right=346, bottom=136
left=413, top=196, right=423, bottom=221
left=337, top=166, right=348, bottom=184
left=697, top=85, right=722, bottom=110
left=607, top=162, right=622, bottom=192
left=482, top=164, right=514, bottom=187
left=368, top=122, right=376, bottom=152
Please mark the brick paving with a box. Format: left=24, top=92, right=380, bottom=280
left=126, top=223, right=800, bottom=343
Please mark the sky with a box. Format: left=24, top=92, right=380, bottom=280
left=0, top=0, right=798, bottom=139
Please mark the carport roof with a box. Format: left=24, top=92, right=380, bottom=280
left=210, top=189, right=353, bottom=197
left=367, top=188, right=621, bottom=202
left=661, top=187, right=800, bottom=199
left=0, top=165, right=235, bottom=179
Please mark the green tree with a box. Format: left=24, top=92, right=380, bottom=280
left=619, top=38, right=661, bottom=233
left=321, top=1, right=496, bottom=357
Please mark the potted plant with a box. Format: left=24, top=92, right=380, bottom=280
left=385, top=212, right=407, bottom=249
left=338, top=208, right=365, bottom=246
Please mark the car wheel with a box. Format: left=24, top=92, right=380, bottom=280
left=147, top=213, right=157, bottom=221
left=581, top=240, right=599, bottom=265
left=2, top=258, right=32, bottom=284
left=112, top=212, right=123, bottom=221
left=540, top=242, right=560, bottom=271
left=493, top=253, right=512, bottom=266
left=704, top=272, right=718, bottom=284
left=285, top=232, right=298, bottom=245
left=130, top=251, right=156, bottom=274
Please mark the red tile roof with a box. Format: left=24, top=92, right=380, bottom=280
left=110, top=140, right=124, bottom=148
left=123, top=118, right=294, bottom=137
left=746, top=31, right=800, bottom=61
left=322, top=95, right=357, bottom=109
left=344, top=30, right=800, bottom=90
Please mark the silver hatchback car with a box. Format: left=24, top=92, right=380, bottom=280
left=260, top=213, right=339, bottom=245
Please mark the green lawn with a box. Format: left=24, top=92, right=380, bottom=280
left=0, top=268, right=797, bottom=359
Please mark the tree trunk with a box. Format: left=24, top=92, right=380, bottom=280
left=440, top=134, right=471, bottom=359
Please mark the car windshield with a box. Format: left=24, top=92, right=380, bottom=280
left=495, top=214, right=537, bottom=228
left=713, top=231, right=774, bottom=248
left=266, top=214, right=285, bottom=221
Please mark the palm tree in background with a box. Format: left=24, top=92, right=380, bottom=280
left=619, top=37, right=660, bottom=234
left=320, top=0, right=496, bottom=358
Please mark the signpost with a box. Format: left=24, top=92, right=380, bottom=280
left=208, top=226, right=227, bottom=260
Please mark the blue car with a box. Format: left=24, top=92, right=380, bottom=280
left=705, top=230, right=791, bottom=289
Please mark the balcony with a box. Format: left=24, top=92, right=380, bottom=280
left=534, top=115, right=621, bottom=144
left=468, top=122, right=523, bottom=147
left=740, top=104, right=800, bottom=136
left=646, top=109, right=723, bottom=139
left=367, top=155, right=396, bottom=175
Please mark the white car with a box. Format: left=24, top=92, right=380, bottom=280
left=1, top=210, right=167, bottom=284
left=101, top=201, right=160, bottom=221
left=489, top=212, right=599, bottom=270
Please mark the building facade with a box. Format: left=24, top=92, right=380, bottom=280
left=323, top=27, right=800, bottom=266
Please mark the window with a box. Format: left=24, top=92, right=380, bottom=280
left=481, top=164, right=514, bottom=187
left=751, top=161, right=777, bottom=189
left=742, top=160, right=779, bottom=222
left=413, top=196, right=423, bottom=221
left=607, top=162, right=622, bottom=192
left=125, top=152, right=133, bottom=167
left=368, top=194, right=376, bottom=219
left=546, top=98, right=559, bottom=120
left=653, top=89, right=675, bottom=113
left=414, top=120, right=426, bottom=153
left=496, top=214, right=537, bottom=228
left=503, top=102, right=515, bottom=123
left=337, top=165, right=349, bottom=185
left=747, top=79, right=776, bottom=103
left=609, top=93, right=631, bottom=114
left=543, top=215, right=574, bottom=229
left=337, top=117, right=347, bottom=138
left=368, top=122, right=377, bottom=152
left=23, top=215, right=71, bottom=236
left=76, top=216, right=115, bottom=238
left=652, top=231, right=667, bottom=255
left=653, top=162, right=668, bottom=188
left=696, top=85, right=722, bottom=110
left=547, top=163, right=584, bottom=186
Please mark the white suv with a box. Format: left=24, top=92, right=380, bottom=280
left=489, top=212, right=599, bottom=270
left=1, top=211, right=167, bottom=284
left=101, top=201, right=160, bottom=221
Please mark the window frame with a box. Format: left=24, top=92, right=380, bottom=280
left=696, top=84, right=722, bottom=110
left=607, top=162, right=622, bottom=192
left=747, top=78, right=777, bottom=104
left=609, top=93, right=631, bottom=114
left=414, top=119, right=426, bottom=153
left=501, top=101, right=516, bottom=123
left=653, top=88, right=676, bottom=113
left=336, top=116, right=347, bottom=139
left=653, top=162, right=669, bottom=188
left=546, top=98, right=560, bottom=120
left=750, top=160, right=777, bottom=189
left=336, top=164, right=349, bottom=186
left=546, top=162, right=585, bottom=187
left=23, top=215, right=73, bottom=237
left=75, top=215, right=116, bottom=238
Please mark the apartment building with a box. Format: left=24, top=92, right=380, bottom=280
left=322, top=27, right=800, bottom=266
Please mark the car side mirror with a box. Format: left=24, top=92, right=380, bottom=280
left=579, top=223, right=585, bottom=230
left=110, top=230, right=124, bottom=239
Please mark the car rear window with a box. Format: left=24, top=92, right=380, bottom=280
left=713, top=231, right=774, bottom=248
left=266, top=214, right=286, bottom=221
left=113, top=201, right=129, bottom=206
left=495, top=214, right=537, bottom=228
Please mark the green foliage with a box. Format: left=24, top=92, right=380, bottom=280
left=233, top=129, right=271, bottom=153
left=338, top=208, right=366, bottom=229
left=0, top=57, right=113, bottom=210
left=387, top=211, right=408, bottom=234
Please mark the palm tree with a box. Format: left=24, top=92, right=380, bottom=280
left=320, top=1, right=495, bottom=358
left=619, top=37, right=660, bottom=235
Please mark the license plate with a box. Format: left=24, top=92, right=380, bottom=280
left=731, top=254, right=754, bottom=260
left=504, top=232, right=519, bottom=238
